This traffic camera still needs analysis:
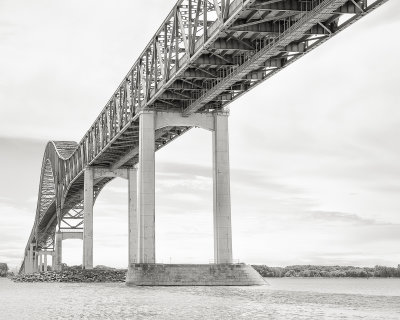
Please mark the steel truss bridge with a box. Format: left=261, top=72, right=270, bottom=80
left=20, top=0, right=389, bottom=274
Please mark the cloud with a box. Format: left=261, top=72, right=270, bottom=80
left=158, top=161, right=304, bottom=194
left=103, top=186, right=127, bottom=194
left=305, top=210, right=396, bottom=226
left=0, top=201, right=36, bottom=268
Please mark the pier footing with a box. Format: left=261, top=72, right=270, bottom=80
left=126, top=263, right=267, bottom=286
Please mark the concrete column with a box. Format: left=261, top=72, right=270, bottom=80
left=32, top=251, right=35, bottom=273
left=137, top=111, right=156, bottom=263
left=44, top=252, right=48, bottom=272
left=212, top=113, right=233, bottom=264
left=128, top=168, right=138, bottom=265
left=33, top=250, right=38, bottom=273
left=23, top=255, right=28, bottom=274
left=55, top=231, right=62, bottom=271
left=52, top=252, right=56, bottom=271
left=27, top=245, right=34, bottom=274
left=83, top=167, right=94, bottom=269
left=26, top=249, right=30, bottom=274
left=25, top=254, right=29, bottom=274
left=38, top=252, right=42, bottom=272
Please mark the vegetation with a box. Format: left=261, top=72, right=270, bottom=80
left=0, top=263, right=8, bottom=277
left=252, top=265, right=400, bottom=278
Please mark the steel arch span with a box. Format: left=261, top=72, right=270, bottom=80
left=20, top=0, right=391, bottom=278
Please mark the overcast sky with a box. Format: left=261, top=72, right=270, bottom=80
left=0, top=0, right=399, bottom=269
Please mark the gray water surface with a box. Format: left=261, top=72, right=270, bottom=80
left=0, top=278, right=399, bottom=319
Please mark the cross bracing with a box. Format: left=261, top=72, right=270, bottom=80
left=20, top=0, right=390, bottom=272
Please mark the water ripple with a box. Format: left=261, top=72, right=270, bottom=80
left=0, top=278, right=399, bottom=319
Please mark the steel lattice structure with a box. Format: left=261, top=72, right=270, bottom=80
left=20, top=0, right=390, bottom=272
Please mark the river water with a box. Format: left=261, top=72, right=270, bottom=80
left=0, top=278, right=399, bottom=319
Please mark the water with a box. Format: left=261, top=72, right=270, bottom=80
left=0, top=278, right=399, bottom=319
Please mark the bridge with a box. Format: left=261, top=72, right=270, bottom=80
left=20, top=0, right=389, bottom=285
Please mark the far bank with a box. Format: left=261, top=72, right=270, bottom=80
left=11, top=264, right=400, bottom=283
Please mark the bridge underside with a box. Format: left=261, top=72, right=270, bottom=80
left=21, top=0, right=390, bottom=282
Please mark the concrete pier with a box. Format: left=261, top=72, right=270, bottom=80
left=212, top=113, right=232, bottom=264
left=23, top=254, right=28, bottom=274
left=27, top=244, right=34, bottom=273
left=55, top=231, right=62, bottom=271
left=126, top=264, right=266, bottom=286
left=137, top=111, right=156, bottom=264
left=83, top=167, right=94, bottom=269
left=36, top=250, right=51, bottom=272
left=51, top=251, right=56, bottom=270
left=33, top=250, right=38, bottom=273
left=128, top=168, right=138, bottom=265
left=54, top=231, right=83, bottom=270
left=125, top=111, right=262, bottom=286
left=43, top=252, right=48, bottom=272
left=38, top=253, right=43, bottom=272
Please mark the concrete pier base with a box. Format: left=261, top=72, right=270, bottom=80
left=126, top=263, right=267, bottom=286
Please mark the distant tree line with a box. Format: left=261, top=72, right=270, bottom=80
left=252, top=265, right=400, bottom=278
left=0, top=263, right=8, bottom=277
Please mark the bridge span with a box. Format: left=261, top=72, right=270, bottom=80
left=21, top=0, right=390, bottom=285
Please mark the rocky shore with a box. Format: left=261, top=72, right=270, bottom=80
left=12, top=266, right=126, bottom=283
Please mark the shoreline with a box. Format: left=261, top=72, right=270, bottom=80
left=9, top=264, right=400, bottom=283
